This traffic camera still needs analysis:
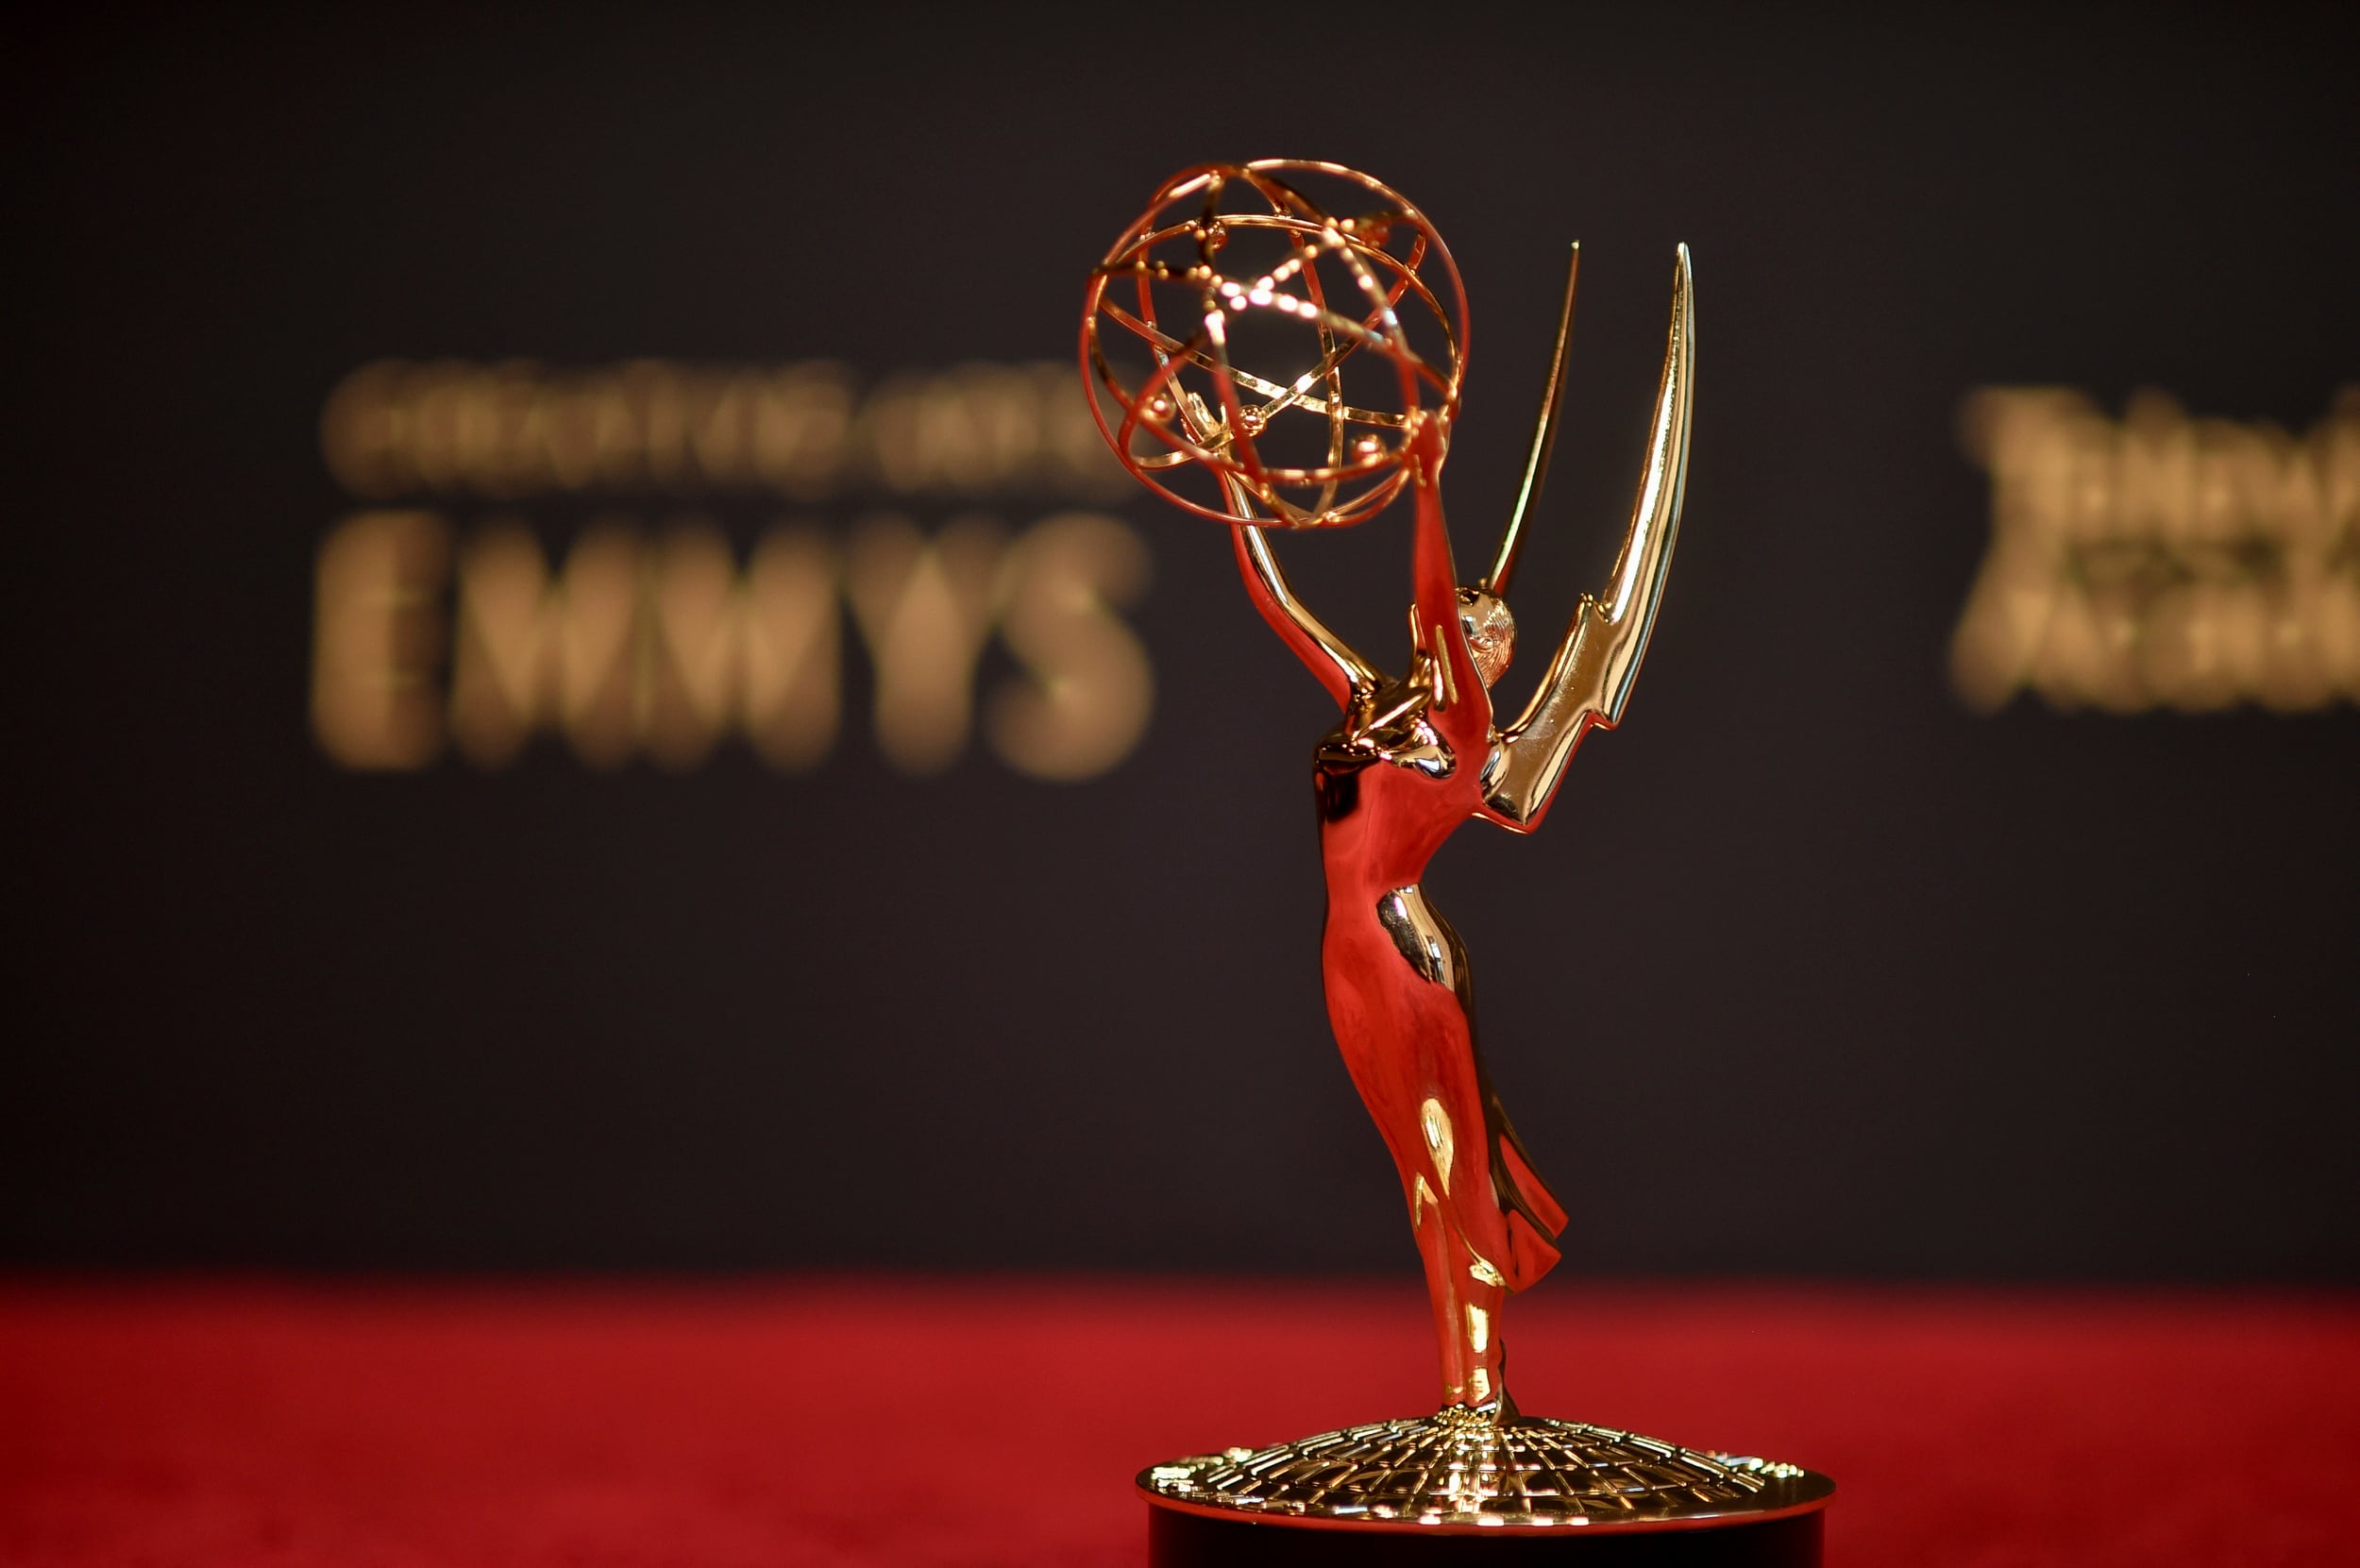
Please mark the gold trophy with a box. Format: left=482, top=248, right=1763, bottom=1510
left=1082, top=162, right=1834, bottom=1562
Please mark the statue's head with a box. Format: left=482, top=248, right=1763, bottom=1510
left=1082, top=160, right=1468, bottom=531
left=1458, top=586, right=1515, bottom=686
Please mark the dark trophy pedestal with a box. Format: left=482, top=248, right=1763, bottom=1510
left=1147, top=1507, right=1823, bottom=1565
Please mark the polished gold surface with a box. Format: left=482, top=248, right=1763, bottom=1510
left=1485, top=245, right=1694, bottom=829
left=1087, top=162, right=1823, bottom=1538
left=1141, top=1409, right=1832, bottom=1531
left=1082, top=160, right=1467, bottom=531
left=1487, top=244, right=1581, bottom=596
left=1086, top=161, right=1704, bottom=1419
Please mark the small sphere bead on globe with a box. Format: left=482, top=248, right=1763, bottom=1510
left=1081, top=160, right=1469, bottom=530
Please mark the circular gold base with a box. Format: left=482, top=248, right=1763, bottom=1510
left=1139, top=1408, right=1832, bottom=1561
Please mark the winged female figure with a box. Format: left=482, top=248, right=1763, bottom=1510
left=1085, top=160, right=1694, bottom=1416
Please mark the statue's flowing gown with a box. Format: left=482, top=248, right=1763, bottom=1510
left=1312, top=676, right=1569, bottom=1409
left=1279, top=458, right=1569, bottom=1409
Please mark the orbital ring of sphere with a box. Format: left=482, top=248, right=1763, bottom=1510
left=1082, top=160, right=1469, bottom=531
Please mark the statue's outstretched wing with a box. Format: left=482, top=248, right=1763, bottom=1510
left=1486, top=246, right=1694, bottom=831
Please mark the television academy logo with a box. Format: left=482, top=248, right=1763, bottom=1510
left=1950, top=387, right=2360, bottom=714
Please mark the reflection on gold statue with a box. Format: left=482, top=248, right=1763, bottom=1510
left=1086, top=158, right=1687, bottom=1417
left=1087, top=161, right=1832, bottom=1551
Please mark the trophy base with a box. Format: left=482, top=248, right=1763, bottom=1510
left=1148, top=1507, right=1821, bottom=1564
left=1139, top=1409, right=1833, bottom=1564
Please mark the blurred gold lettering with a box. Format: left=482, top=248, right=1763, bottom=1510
left=314, top=513, right=1144, bottom=778
left=320, top=359, right=1122, bottom=501
left=1951, top=387, right=2360, bottom=713
left=637, top=521, right=845, bottom=771
left=741, top=527, right=841, bottom=771
left=845, top=515, right=1007, bottom=775
left=447, top=520, right=643, bottom=767
left=641, top=521, right=743, bottom=768
left=318, top=365, right=410, bottom=499
left=316, top=359, right=1150, bottom=778
left=987, top=512, right=1155, bottom=782
left=311, top=512, right=451, bottom=767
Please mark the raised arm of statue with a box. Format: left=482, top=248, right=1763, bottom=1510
left=1484, top=245, right=1694, bottom=833
left=1231, top=516, right=1381, bottom=709
left=1404, top=419, right=1494, bottom=750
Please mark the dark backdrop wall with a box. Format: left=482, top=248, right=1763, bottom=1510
left=8, top=6, right=2356, bottom=1281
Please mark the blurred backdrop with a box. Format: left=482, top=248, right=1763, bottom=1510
left=8, top=6, right=2355, bottom=1283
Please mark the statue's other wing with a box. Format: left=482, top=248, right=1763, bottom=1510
left=1485, top=245, right=1694, bottom=832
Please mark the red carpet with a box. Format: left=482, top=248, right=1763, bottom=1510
left=3, top=1278, right=2355, bottom=1566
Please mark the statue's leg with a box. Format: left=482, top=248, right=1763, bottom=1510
left=1325, top=911, right=1517, bottom=1410
left=1404, top=1133, right=1509, bottom=1411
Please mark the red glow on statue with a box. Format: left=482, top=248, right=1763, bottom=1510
left=1084, top=160, right=1694, bottom=1416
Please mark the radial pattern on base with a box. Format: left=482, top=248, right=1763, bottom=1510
left=1141, top=1408, right=1832, bottom=1529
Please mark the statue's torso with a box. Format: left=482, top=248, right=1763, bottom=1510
left=1313, top=674, right=1495, bottom=901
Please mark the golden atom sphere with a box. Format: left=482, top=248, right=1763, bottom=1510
left=1081, top=160, right=1469, bottom=530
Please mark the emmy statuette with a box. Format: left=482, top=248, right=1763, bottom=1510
left=1082, top=162, right=1834, bottom=1564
